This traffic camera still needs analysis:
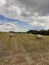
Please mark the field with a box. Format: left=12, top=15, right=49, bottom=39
left=0, top=32, right=49, bottom=65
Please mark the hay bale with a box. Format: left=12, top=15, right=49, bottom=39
left=10, top=34, right=13, bottom=37
left=14, top=34, right=16, bottom=37
left=36, top=34, right=42, bottom=39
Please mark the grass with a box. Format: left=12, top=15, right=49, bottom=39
left=0, top=32, right=49, bottom=65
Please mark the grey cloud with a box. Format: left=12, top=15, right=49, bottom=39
left=18, top=0, right=49, bottom=15
left=21, top=11, right=32, bottom=17
left=0, top=0, right=22, bottom=17
left=0, top=0, right=49, bottom=18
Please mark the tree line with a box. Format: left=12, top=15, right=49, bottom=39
left=27, top=30, right=49, bottom=35
left=9, top=29, right=49, bottom=35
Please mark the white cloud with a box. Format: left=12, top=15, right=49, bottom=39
left=0, top=22, right=28, bottom=32
left=0, top=0, right=6, bottom=6
left=30, top=21, right=38, bottom=26
left=28, top=15, right=49, bottom=30
left=8, top=5, right=22, bottom=16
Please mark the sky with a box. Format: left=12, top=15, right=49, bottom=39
left=0, top=0, right=49, bottom=32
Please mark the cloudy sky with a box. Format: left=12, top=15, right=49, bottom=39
left=0, top=0, right=49, bottom=32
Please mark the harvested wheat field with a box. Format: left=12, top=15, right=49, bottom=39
left=0, top=32, right=49, bottom=65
